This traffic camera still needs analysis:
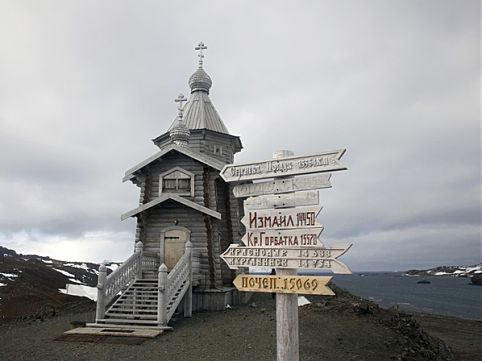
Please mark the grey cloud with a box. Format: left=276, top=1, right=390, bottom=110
left=0, top=0, right=479, bottom=268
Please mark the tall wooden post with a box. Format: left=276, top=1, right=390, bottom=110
left=276, top=268, right=299, bottom=361
left=273, top=149, right=299, bottom=361
left=158, top=263, right=168, bottom=326
left=184, top=241, right=193, bottom=318
left=96, top=263, right=107, bottom=321
left=220, top=147, right=350, bottom=361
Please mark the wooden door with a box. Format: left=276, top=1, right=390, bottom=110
left=164, top=229, right=188, bottom=270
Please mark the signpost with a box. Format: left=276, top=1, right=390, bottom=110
left=241, top=228, right=324, bottom=247
left=244, top=190, right=319, bottom=210
left=221, top=244, right=352, bottom=273
left=220, top=149, right=352, bottom=361
left=241, top=206, right=323, bottom=230
left=220, top=149, right=346, bottom=182
left=232, top=173, right=332, bottom=198
left=233, top=274, right=334, bottom=295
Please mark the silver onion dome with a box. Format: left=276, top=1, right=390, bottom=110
left=188, top=67, right=212, bottom=94
left=169, top=119, right=190, bottom=146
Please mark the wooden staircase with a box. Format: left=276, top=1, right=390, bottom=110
left=97, top=279, right=159, bottom=327
left=93, top=241, right=193, bottom=329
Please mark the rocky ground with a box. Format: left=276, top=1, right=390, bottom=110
left=1, top=247, right=480, bottom=360
left=1, top=285, right=481, bottom=361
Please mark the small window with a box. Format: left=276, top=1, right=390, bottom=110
left=163, top=179, right=177, bottom=190
left=213, top=145, right=222, bottom=155
left=178, top=179, right=190, bottom=191
left=160, top=167, right=194, bottom=196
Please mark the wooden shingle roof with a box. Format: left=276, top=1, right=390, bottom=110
left=121, top=194, right=221, bottom=221
left=123, top=144, right=225, bottom=183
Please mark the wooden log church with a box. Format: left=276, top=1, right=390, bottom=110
left=93, top=43, right=248, bottom=328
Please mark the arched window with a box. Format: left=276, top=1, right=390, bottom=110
left=159, top=167, right=194, bottom=196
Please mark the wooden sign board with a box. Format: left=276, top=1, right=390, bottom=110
left=220, top=244, right=352, bottom=274
left=232, top=174, right=332, bottom=198
left=242, top=228, right=324, bottom=247
left=244, top=190, right=319, bottom=210
left=220, top=149, right=346, bottom=182
left=242, top=206, right=322, bottom=230
left=233, top=274, right=334, bottom=295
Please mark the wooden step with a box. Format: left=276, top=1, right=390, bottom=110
left=108, top=307, right=158, bottom=313
left=97, top=318, right=159, bottom=325
left=125, top=288, right=158, bottom=292
left=105, top=313, right=158, bottom=319
left=110, top=306, right=157, bottom=311
left=106, top=312, right=158, bottom=317
left=119, top=292, right=158, bottom=297
left=112, top=301, right=157, bottom=306
left=86, top=322, right=171, bottom=331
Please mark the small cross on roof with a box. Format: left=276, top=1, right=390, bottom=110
left=175, top=93, right=187, bottom=120
left=195, top=41, right=207, bottom=67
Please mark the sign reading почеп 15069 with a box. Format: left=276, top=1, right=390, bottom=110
left=220, top=149, right=346, bottom=182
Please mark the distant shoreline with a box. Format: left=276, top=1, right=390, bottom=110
left=333, top=273, right=482, bottom=321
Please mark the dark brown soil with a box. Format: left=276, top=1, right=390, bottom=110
left=413, top=313, right=482, bottom=361
left=2, top=288, right=479, bottom=361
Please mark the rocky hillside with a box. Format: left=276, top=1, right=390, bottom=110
left=0, top=246, right=118, bottom=322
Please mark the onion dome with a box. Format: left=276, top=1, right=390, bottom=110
left=188, top=67, right=212, bottom=94
left=169, top=119, right=190, bottom=146
left=170, top=93, right=190, bottom=146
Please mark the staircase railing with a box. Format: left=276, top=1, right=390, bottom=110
left=158, top=241, right=192, bottom=326
left=95, top=241, right=144, bottom=321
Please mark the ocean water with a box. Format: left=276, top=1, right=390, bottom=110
left=332, top=273, right=482, bottom=320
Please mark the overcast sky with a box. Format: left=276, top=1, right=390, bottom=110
left=0, top=0, right=480, bottom=271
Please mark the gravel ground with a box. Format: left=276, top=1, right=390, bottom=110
left=0, top=292, right=478, bottom=361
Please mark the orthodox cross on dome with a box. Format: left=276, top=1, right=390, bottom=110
left=174, top=93, right=187, bottom=120
left=195, top=41, right=207, bottom=67
left=170, top=93, right=190, bottom=146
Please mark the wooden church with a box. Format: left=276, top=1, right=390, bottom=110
left=94, top=43, right=248, bottom=328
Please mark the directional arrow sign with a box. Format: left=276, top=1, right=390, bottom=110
left=242, top=228, right=324, bottom=247
left=232, top=174, right=332, bottom=198
left=233, top=274, right=335, bottom=295
left=220, top=149, right=346, bottom=182
left=244, top=190, right=319, bottom=210
left=220, top=244, right=352, bottom=274
left=242, top=206, right=322, bottom=230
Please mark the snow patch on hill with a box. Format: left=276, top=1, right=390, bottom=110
left=60, top=284, right=98, bottom=301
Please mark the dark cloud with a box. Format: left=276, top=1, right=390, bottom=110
left=0, top=0, right=479, bottom=268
